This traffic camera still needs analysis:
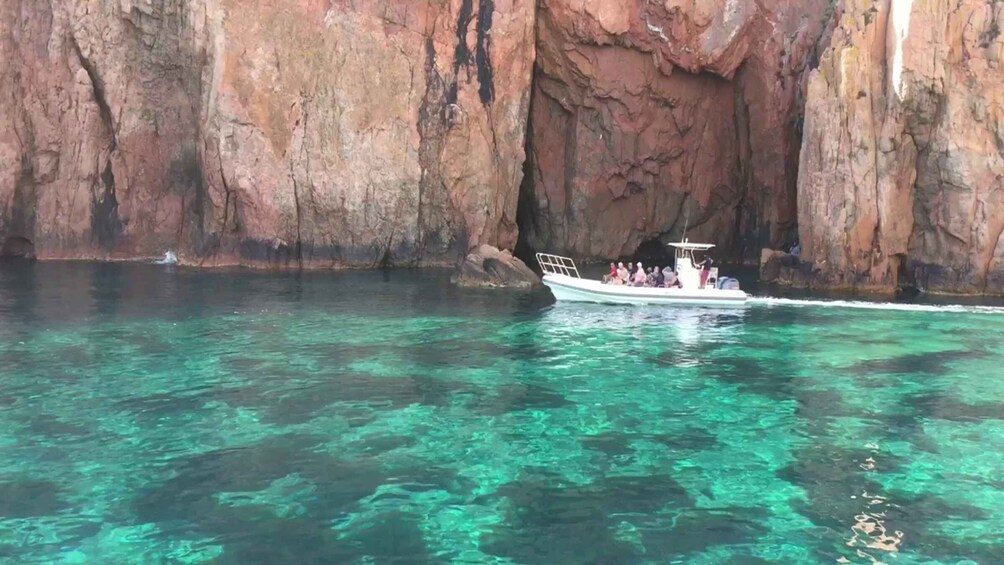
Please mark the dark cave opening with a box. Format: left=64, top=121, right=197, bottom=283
left=513, top=64, right=540, bottom=271
left=0, top=236, right=36, bottom=260
left=633, top=237, right=675, bottom=266
left=513, top=145, right=539, bottom=270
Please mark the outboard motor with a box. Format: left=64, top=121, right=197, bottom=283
left=717, top=277, right=741, bottom=290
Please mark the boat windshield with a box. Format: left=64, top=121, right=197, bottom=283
left=668, top=241, right=714, bottom=269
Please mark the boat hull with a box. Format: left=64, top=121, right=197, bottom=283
left=542, top=274, right=748, bottom=307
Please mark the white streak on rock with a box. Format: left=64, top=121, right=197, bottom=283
left=891, top=0, right=913, bottom=100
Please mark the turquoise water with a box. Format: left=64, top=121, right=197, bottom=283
left=1, top=263, right=1003, bottom=564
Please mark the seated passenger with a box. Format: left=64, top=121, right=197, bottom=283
left=603, top=262, right=617, bottom=283
left=664, top=268, right=682, bottom=288
left=632, top=262, right=648, bottom=286
left=654, top=267, right=665, bottom=288
left=616, top=262, right=629, bottom=283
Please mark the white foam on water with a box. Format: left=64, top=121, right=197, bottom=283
left=749, top=296, right=1004, bottom=315
left=156, top=250, right=178, bottom=265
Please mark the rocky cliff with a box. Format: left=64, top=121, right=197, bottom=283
left=0, top=0, right=535, bottom=267
left=3, top=1, right=1004, bottom=293
left=519, top=0, right=831, bottom=262
left=797, top=0, right=1004, bottom=293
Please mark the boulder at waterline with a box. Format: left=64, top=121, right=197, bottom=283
left=451, top=245, right=540, bottom=289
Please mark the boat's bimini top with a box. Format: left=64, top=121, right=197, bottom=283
left=666, top=241, right=715, bottom=250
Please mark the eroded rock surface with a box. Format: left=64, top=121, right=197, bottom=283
left=519, top=0, right=831, bottom=263
left=4, top=0, right=1004, bottom=295
left=797, top=0, right=1004, bottom=293
left=451, top=244, right=540, bottom=288
left=0, top=0, right=535, bottom=267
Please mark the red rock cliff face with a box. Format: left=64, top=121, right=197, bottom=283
left=0, top=0, right=535, bottom=267
left=798, top=0, right=1004, bottom=293
left=519, top=0, right=831, bottom=262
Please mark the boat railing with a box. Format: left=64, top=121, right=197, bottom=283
left=536, top=253, right=581, bottom=278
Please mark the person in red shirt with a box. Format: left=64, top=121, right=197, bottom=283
left=603, top=262, right=617, bottom=283
left=698, top=256, right=714, bottom=288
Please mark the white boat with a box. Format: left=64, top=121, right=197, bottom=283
left=537, top=241, right=749, bottom=307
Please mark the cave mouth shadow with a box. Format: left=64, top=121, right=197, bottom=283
left=633, top=237, right=675, bottom=267
left=0, top=236, right=36, bottom=261
left=514, top=108, right=539, bottom=272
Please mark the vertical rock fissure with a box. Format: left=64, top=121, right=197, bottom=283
left=218, top=155, right=234, bottom=237
left=514, top=79, right=538, bottom=265
left=447, top=0, right=475, bottom=104
left=514, top=0, right=541, bottom=265
left=291, top=99, right=309, bottom=268
left=869, top=0, right=894, bottom=280
left=93, top=161, right=123, bottom=249
left=732, top=75, right=753, bottom=262
left=7, top=108, right=38, bottom=250
left=71, top=36, right=123, bottom=249
left=476, top=0, right=495, bottom=105
left=70, top=38, right=117, bottom=151
left=986, top=224, right=1004, bottom=293
left=417, top=36, right=445, bottom=263
left=289, top=171, right=303, bottom=267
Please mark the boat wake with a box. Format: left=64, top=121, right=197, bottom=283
left=749, top=296, right=1004, bottom=315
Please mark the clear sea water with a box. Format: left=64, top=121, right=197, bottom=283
left=1, top=263, right=1003, bottom=564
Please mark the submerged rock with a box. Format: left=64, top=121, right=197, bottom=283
left=451, top=245, right=540, bottom=289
